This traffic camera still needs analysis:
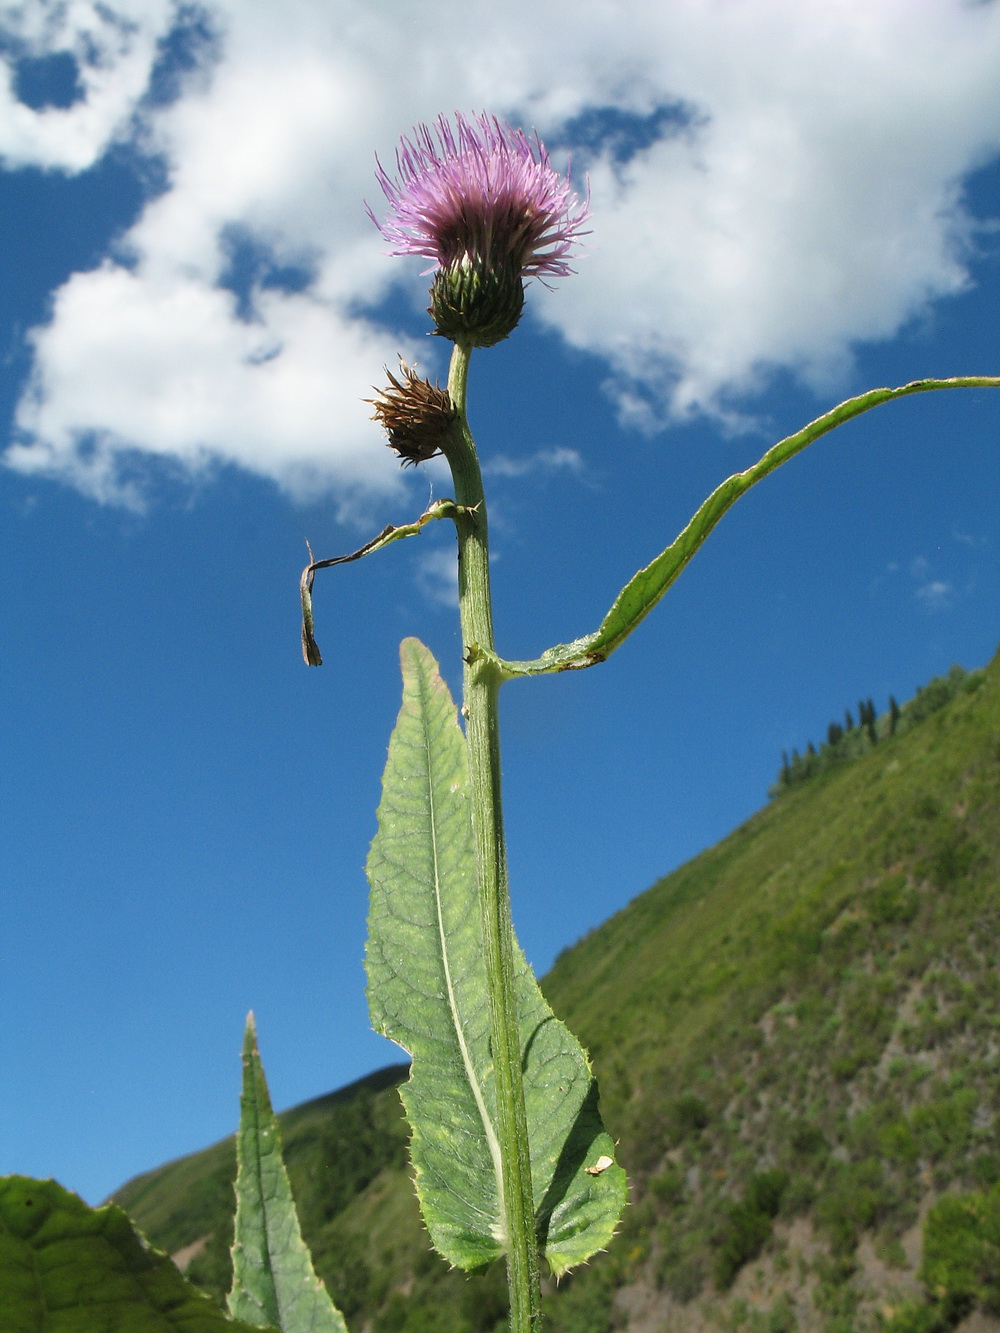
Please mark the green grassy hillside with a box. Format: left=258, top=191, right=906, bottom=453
left=112, top=653, right=1000, bottom=1333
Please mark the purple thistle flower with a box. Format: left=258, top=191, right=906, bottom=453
left=369, top=112, right=589, bottom=346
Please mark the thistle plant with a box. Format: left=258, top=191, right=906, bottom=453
left=362, top=114, right=617, bottom=1333
left=298, top=111, right=1000, bottom=1333
left=3, top=110, right=998, bottom=1333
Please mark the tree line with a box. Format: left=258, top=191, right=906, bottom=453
left=771, top=664, right=984, bottom=796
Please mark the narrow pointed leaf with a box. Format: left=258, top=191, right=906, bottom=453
left=228, top=1014, right=347, bottom=1333
left=494, top=375, right=1000, bottom=677
left=0, top=1173, right=275, bottom=1333
left=365, top=637, right=626, bottom=1274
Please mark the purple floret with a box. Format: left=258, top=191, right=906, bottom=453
left=369, top=112, right=589, bottom=281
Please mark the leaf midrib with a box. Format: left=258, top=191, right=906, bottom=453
left=422, top=679, right=506, bottom=1241
left=244, top=1063, right=281, bottom=1327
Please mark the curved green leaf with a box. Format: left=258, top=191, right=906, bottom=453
left=492, top=376, right=1000, bottom=677
left=365, top=638, right=626, bottom=1274
left=228, top=1015, right=347, bottom=1332
left=300, top=499, right=462, bottom=666
left=0, top=1173, right=274, bottom=1333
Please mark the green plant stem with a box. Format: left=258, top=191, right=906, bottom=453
left=442, top=339, right=541, bottom=1333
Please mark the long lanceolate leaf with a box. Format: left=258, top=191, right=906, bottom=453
left=228, top=1014, right=347, bottom=1333
left=490, top=376, right=1000, bottom=677
left=365, top=638, right=626, bottom=1274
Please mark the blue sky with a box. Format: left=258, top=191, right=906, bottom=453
left=2, top=0, right=999, bottom=1207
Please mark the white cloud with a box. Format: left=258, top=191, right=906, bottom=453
left=3, top=0, right=1000, bottom=505
left=414, top=547, right=459, bottom=609
left=915, top=579, right=954, bottom=611
left=8, top=259, right=412, bottom=510
left=952, top=528, right=988, bottom=549
left=539, top=2, right=1000, bottom=425
left=0, top=0, right=176, bottom=171
left=483, top=447, right=584, bottom=480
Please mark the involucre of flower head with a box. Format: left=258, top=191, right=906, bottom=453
left=368, top=112, right=589, bottom=347
left=368, top=361, right=456, bottom=466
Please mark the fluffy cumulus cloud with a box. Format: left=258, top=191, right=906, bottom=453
left=0, top=0, right=175, bottom=171
left=3, top=0, right=1000, bottom=503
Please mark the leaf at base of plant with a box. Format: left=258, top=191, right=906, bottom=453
left=0, top=1173, right=276, bottom=1333
left=228, top=1013, right=347, bottom=1332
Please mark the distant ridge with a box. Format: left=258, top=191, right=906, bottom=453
left=114, top=650, right=1000, bottom=1333
left=770, top=662, right=987, bottom=797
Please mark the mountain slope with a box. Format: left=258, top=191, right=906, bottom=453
left=112, top=652, right=1000, bottom=1333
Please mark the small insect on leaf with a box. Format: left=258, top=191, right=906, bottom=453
left=584, top=1155, right=615, bottom=1176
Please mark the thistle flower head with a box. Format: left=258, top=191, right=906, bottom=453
left=368, top=112, right=589, bottom=346
left=368, top=360, right=456, bottom=466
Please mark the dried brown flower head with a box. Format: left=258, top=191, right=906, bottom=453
left=369, top=360, right=456, bottom=465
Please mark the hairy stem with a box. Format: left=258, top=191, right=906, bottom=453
left=442, top=340, right=540, bottom=1333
